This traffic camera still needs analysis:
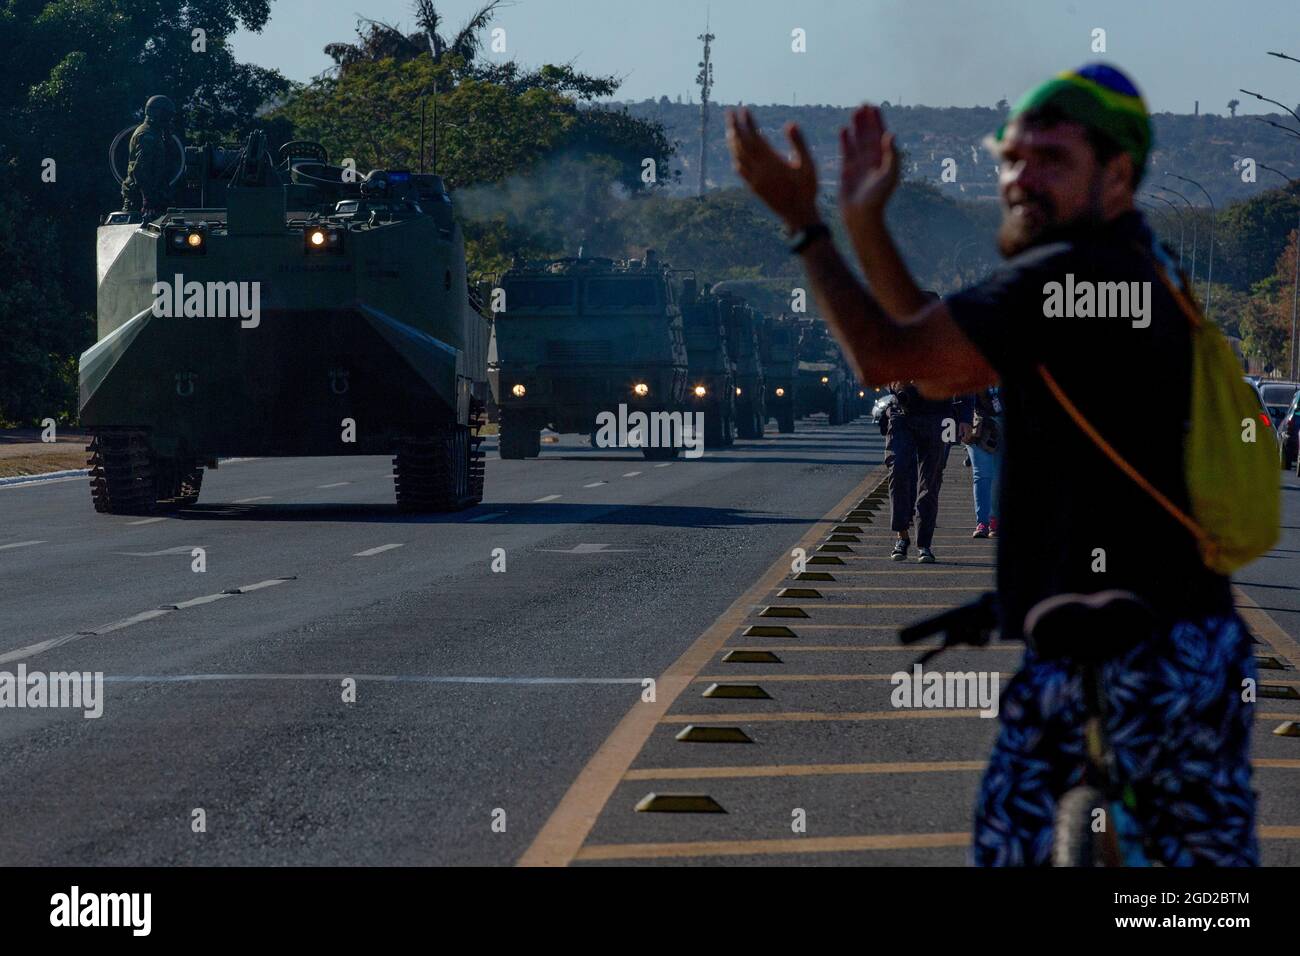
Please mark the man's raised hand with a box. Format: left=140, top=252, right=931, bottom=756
left=726, top=107, right=821, bottom=232
left=839, top=104, right=900, bottom=226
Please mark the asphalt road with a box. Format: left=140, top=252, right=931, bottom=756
left=0, top=420, right=880, bottom=865
left=1, top=420, right=1297, bottom=866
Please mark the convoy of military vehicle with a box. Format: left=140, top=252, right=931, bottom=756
left=81, top=117, right=874, bottom=514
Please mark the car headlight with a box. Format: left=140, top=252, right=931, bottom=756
left=511, top=384, right=526, bottom=397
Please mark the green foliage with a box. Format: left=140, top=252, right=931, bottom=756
left=0, top=0, right=287, bottom=425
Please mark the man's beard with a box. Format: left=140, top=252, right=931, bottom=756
left=996, top=175, right=1106, bottom=257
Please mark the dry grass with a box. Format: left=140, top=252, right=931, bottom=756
left=0, top=445, right=89, bottom=478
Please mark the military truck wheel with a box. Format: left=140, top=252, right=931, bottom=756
left=393, top=426, right=483, bottom=512
left=642, top=444, right=680, bottom=461
left=500, top=413, right=541, bottom=459
left=703, top=407, right=727, bottom=448
left=88, top=429, right=160, bottom=515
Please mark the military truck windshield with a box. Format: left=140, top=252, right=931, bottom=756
left=505, top=279, right=575, bottom=311
left=583, top=278, right=660, bottom=312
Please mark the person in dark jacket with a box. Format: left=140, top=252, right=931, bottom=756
left=884, top=382, right=971, bottom=562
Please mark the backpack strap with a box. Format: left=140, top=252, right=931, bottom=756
left=1034, top=236, right=1217, bottom=566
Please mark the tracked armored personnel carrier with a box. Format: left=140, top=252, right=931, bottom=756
left=82, top=133, right=489, bottom=513
left=680, top=279, right=736, bottom=448
left=493, top=251, right=689, bottom=460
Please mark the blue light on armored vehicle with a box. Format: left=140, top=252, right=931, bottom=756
left=165, top=225, right=206, bottom=255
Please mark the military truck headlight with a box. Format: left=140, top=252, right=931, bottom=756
left=775, top=387, right=786, bottom=398
left=511, top=384, right=526, bottom=397
left=304, top=226, right=344, bottom=255
left=165, top=226, right=206, bottom=255
left=693, top=385, right=707, bottom=398
left=821, top=376, right=830, bottom=385
left=632, top=382, right=649, bottom=397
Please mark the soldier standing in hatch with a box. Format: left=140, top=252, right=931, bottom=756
left=121, top=95, right=177, bottom=220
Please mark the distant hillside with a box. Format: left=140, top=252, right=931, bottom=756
left=613, top=99, right=1300, bottom=204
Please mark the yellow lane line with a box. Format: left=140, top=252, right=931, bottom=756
left=660, top=710, right=1300, bottom=724
left=516, top=467, right=889, bottom=867
left=576, top=832, right=972, bottom=861
left=662, top=710, right=984, bottom=723
left=625, top=758, right=1300, bottom=781
left=576, top=826, right=1300, bottom=862
left=1234, top=586, right=1300, bottom=671
left=625, top=760, right=987, bottom=780
left=694, top=673, right=1014, bottom=683
left=725, top=644, right=1022, bottom=653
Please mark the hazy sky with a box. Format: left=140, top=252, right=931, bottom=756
left=232, top=0, right=1300, bottom=114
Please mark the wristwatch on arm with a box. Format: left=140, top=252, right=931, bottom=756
left=787, top=222, right=830, bottom=255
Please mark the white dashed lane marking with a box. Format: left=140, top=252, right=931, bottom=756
left=622, top=472, right=642, bottom=478
left=318, top=482, right=351, bottom=488
left=533, top=494, right=562, bottom=502
left=0, top=578, right=294, bottom=666
left=233, top=496, right=271, bottom=503
left=353, top=543, right=404, bottom=557
left=127, top=517, right=168, bottom=526
left=653, top=463, right=672, bottom=468
left=468, top=512, right=508, bottom=522
left=583, top=482, right=607, bottom=488
left=0, top=540, right=45, bottom=551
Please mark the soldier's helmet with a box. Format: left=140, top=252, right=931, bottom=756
left=144, top=95, right=176, bottom=122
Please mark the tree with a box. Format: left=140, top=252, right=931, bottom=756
left=0, top=0, right=287, bottom=425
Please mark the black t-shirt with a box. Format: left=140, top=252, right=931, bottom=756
left=945, top=211, right=1232, bottom=640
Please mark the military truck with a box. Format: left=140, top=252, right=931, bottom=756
left=493, top=252, right=690, bottom=460
left=715, top=289, right=768, bottom=440
left=795, top=319, right=853, bottom=425
left=82, top=133, right=490, bottom=513
left=761, top=314, right=800, bottom=433
left=680, top=280, right=736, bottom=447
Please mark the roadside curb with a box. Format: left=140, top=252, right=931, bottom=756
left=0, top=468, right=89, bottom=487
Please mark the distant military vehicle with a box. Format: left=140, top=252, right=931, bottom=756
left=681, top=279, right=736, bottom=447
left=761, top=314, right=799, bottom=433
left=82, top=133, right=490, bottom=514
left=715, top=289, right=768, bottom=440
left=794, top=319, right=859, bottom=425
left=493, top=251, right=689, bottom=460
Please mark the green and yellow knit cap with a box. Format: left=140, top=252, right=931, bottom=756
left=997, top=63, right=1152, bottom=177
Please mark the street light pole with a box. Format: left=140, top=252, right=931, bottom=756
left=1160, top=185, right=1198, bottom=287
left=1168, top=173, right=1217, bottom=319
left=1144, top=192, right=1185, bottom=267
left=1259, top=164, right=1300, bottom=381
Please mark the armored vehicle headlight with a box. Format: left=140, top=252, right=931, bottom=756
left=694, top=385, right=707, bottom=398
left=821, top=376, right=830, bottom=384
left=633, top=382, right=650, bottom=397
left=859, top=390, right=866, bottom=397
left=304, top=226, right=344, bottom=255
left=736, top=387, right=743, bottom=396
left=165, top=227, right=206, bottom=255
left=775, top=387, right=786, bottom=397
left=511, top=384, right=526, bottom=397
